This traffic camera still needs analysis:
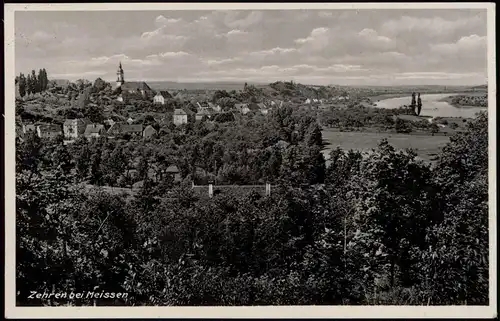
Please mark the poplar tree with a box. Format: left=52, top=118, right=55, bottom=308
left=18, top=73, right=27, bottom=97
left=31, top=70, right=38, bottom=93
left=26, top=74, right=33, bottom=95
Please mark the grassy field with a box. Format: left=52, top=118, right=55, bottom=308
left=321, top=130, right=451, bottom=163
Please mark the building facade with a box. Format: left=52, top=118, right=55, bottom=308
left=143, top=125, right=157, bottom=138
left=153, top=91, right=172, bottom=105
left=173, top=109, right=189, bottom=125
left=63, top=119, right=88, bottom=139
left=84, top=124, right=106, bottom=139
left=37, top=124, right=63, bottom=139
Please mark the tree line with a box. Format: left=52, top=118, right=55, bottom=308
left=16, top=69, right=49, bottom=97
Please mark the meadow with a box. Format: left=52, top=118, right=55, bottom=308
left=321, top=129, right=451, bottom=163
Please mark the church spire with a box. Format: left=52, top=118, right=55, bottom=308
left=116, top=62, right=124, bottom=88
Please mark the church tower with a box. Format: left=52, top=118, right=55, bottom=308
left=116, top=62, right=124, bottom=88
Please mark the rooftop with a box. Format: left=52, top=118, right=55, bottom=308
left=121, top=81, right=153, bottom=91
left=84, top=124, right=105, bottom=135
left=64, top=118, right=89, bottom=126
left=108, top=123, right=144, bottom=134
left=165, top=165, right=180, bottom=173
left=156, top=90, right=172, bottom=98
left=174, top=109, right=187, bottom=115
left=37, top=123, right=62, bottom=132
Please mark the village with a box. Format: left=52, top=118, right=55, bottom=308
left=15, top=63, right=363, bottom=144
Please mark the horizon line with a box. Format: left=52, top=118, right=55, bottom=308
left=46, top=77, right=487, bottom=88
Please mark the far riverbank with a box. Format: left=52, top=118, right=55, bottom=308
left=367, top=90, right=481, bottom=104
left=438, top=94, right=488, bottom=109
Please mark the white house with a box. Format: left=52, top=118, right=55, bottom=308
left=36, top=123, right=63, bottom=139
left=153, top=91, right=172, bottom=105
left=173, top=108, right=188, bottom=125
left=84, top=124, right=106, bottom=139
left=63, top=118, right=88, bottom=139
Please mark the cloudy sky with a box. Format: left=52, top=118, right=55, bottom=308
left=15, top=9, right=488, bottom=86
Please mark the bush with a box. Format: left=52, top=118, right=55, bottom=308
left=395, top=118, right=412, bottom=133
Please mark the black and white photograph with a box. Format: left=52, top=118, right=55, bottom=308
left=4, top=2, right=496, bottom=319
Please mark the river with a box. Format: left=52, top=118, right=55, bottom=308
left=321, top=92, right=487, bottom=164
left=373, top=93, right=487, bottom=119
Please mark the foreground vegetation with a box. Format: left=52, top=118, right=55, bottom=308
left=16, top=109, right=488, bottom=306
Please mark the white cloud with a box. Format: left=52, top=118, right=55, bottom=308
left=249, top=47, right=298, bottom=56
left=431, top=34, right=486, bottom=55
left=204, top=57, right=242, bottom=66
left=358, top=28, right=391, bottom=43
left=154, top=15, right=183, bottom=28
left=380, top=15, right=485, bottom=39
left=158, top=51, right=191, bottom=58
left=457, top=34, right=487, bottom=48
left=294, top=27, right=330, bottom=52
left=226, top=29, right=247, bottom=36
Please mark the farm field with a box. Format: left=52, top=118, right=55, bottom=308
left=321, top=130, right=451, bottom=163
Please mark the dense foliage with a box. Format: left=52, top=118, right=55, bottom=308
left=15, top=105, right=489, bottom=306
left=17, top=69, right=49, bottom=97
left=449, top=94, right=488, bottom=108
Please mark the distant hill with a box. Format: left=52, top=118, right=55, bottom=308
left=471, top=84, right=487, bottom=91
left=331, top=84, right=483, bottom=91
left=147, top=81, right=265, bottom=91
left=49, top=79, right=71, bottom=87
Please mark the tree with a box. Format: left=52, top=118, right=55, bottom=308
left=37, top=69, right=44, bottom=93
left=26, top=74, right=34, bottom=95
left=422, top=112, right=489, bottom=304
left=16, top=131, right=43, bottom=173
left=31, top=70, right=39, bottom=93
left=89, top=150, right=103, bottom=185
left=395, top=118, right=412, bottom=133
left=18, top=73, right=27, bottom=97
left=16, top=169, right=81, bottom=305
left=76, top=79, right=91, bottom=92
left=75, top=145, right=92, bottom=180
left=430, top=123, right=439, bottom=135
left=51, top=144, right=73, bottom=175
left=93, top=77, right=107, bottom=92
left=304, top=123, right=323, bottom=147
left=136, top=155, right=149, bottom=182
left=353, top=139, right=435, bottom=289
left=38, top=68, right=49, bottom=91
left=83, top=98, right=104, bottom=124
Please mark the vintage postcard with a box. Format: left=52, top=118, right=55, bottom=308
left=4, top=2, right=496, bottom=319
